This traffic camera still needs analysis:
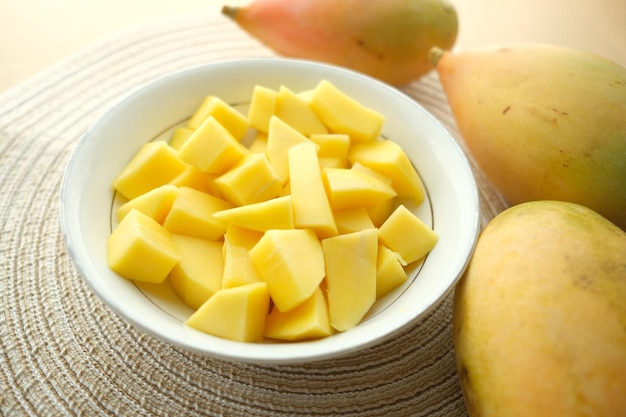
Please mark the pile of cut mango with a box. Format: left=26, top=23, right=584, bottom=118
left=107, top=80, right=438, bottom=343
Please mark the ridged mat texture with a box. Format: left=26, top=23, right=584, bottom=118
left=0, top=12, right=509, bottom=417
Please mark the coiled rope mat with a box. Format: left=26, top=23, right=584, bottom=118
left=0, top=11, right=509, bottom=417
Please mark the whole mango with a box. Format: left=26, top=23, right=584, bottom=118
left=431, top=44, right=626, bottom=230
left=454, top=200, right=626, bottom=417
left=222, top=0, right=458, bottom=85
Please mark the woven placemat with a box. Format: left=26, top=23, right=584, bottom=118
left=0, top=11, right=509, bottom=417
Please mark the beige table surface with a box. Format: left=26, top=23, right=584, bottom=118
left=1, top=0, right=625, bottom=93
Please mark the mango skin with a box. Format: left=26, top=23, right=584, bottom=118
left=453, top=200, right=626, bottom=417
left=433, top=44, right=626, bottom=230
left=223, top=0, right=458, bottom=85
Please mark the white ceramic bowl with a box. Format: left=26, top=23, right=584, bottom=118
left=60, top=58, right=480, bottom=364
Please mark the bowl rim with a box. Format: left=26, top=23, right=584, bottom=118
left=60, top=57, right=481, bottom=364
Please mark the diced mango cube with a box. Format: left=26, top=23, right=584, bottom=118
left=247, top=133, right=268, bottom=154
left=323, top=168, right=397, bottom=210
left=186, top=96, right=215, bottom=129
left=333, top=207, right=375, bottom=235
left=169, top=166, right=222, bottom=196
left=214, top=153, right=282, bottom=206
left=162, top=186, right=232, bottom=240
left=298, top=89, right=315, bottom=104
left=275, top=86, right=328, bottom=136
left=169, top=126, right=194, bottom=150
left=351, top=162, right=393, bottom=186
left=322, top=228, right=378, bottom=331
left=288, top=142, right=338, bottom=238
left=113, top=141, right=188, bottom=200
left=185, top=282, right=270, bottom=343
left=310, top=80, right=384, bottom=142
left=376, top=244, right=408, bottom=299
left=265, top=115, right=313, bottom=184
left=366, top=197, right=398, bottom=228
left=169, top=234, right=224, bottom=310
left=178, top=116, right=248, bottom=174
left=247, top=85, right=277, bottom=133
left=264, top=287, right=332, bottom=342
left=318, top=157, right=350, bottom=170
left=186, top=96, right=251, bottom=140
left=107, top=209, right=181, bottom=284
left=221, top=224, right=263, bottom=289
left=378, top=205, right=438, bottom=264
left=309, top=133, right=350, bottom=159
left=249, top=229, right=325, bottom=312
left=349, top=140, right=424, bottom=204
left=280, top=181, right=291, bottom=197
left=313, top=133, right=351, bottom=170
left=349, top=162, right=398, bottom=226
left=212, top=195, right=294, bottom=232
left=116, top=184, right=179, bottom=224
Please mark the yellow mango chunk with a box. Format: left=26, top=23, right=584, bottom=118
left=178, top=116, right=248, bottom=174
left=107, top=209, right=181, bottom=284
left=323, top=168, right=397, bottom=210
left=275, top=86, right=328, bottom=136
left=185, top=282, right=270, bottom=343
left=222, top=224, right=263, bottom=289
left=310, top=133, right=351, bottom=159
left=333, top=207, right=375, bottom=235
left=186, top=96, right=215, bottom=129
left=169, top=234, right=224, bottom=310
left=116, top=184, right=179, bottom=224
left=298, top=89, right=315, bottom=104
left=280, top=181, right=291, bottom=197
left=169, top=166, right=221, bottom=196
left=349, top=162, right=397, bottom=226
left=214, top=153, right=282, bottom=206
left=168, top=126, right=194, bottom=150
left=378, top=205, right=438, bottom=264
left=319, top=157, right=350, bottom=170
left=264, top=286, right=332, bottom=342
left=310, top=80, right=384, bottom=142
left=247, top=132, right=268, bottom=154
left=349, top=140, right=424, bottom=204
left=322, top=228, right=378, bottom=331
left=366, top=197, right=398, bottom=228
left=247, top=85, right=277, bottom=133
left=186, top=95, right=251, bottom=140
left=162, top=186, right=232, bottom=240
left=265, top=115, right=313, bottom=183
left=212, top=195, right=294, bottom=232
left=288, top=142, right=338, bottom=238
left=313, top=133, right=351, bottom=171
left=376, top=244, right=408, bottom=299
left=113, top=141, right=188, bottom=200
left=249, top=229, right=325, bottom=312
left=351, top=161, right=393, bottom=185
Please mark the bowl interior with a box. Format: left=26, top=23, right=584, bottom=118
left=60, top=58, right=480, bottom=364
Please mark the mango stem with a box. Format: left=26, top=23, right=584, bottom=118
left=222, top=5, right=239, bottom=19
left=429, top=47, right=445, bottom=67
